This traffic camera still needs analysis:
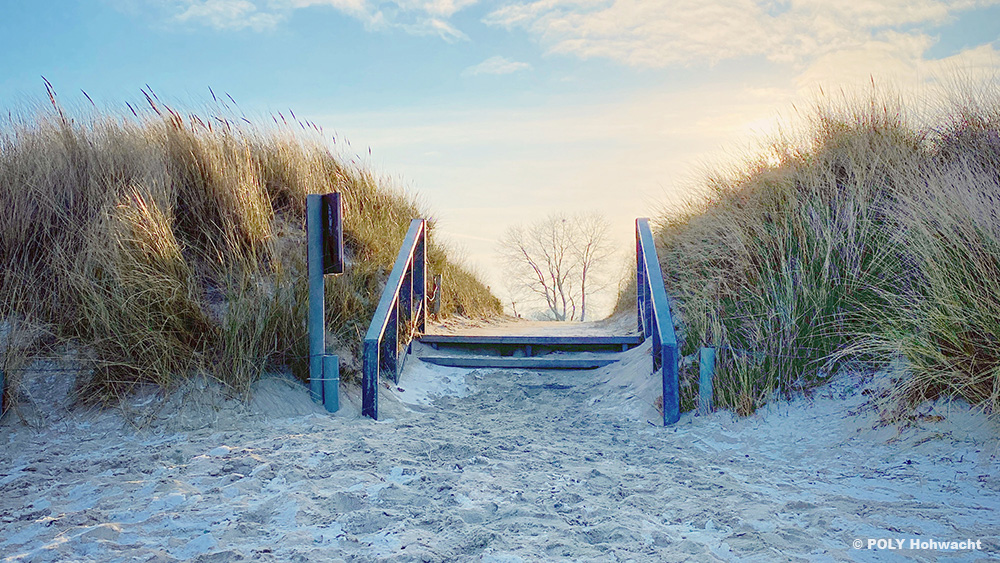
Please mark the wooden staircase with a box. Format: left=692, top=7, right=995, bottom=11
left=413, top=329, right=643, bottom=370
left=360, top=217, right=678, bottom=423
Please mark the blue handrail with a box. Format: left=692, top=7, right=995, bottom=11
left=362, top=219, right=427, bottom=420
left=636, top=218, right=680, bottom=425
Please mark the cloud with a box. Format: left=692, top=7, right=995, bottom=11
left=394, top=0, right=481, bottom=18
left=174, top=0, right=284, bottom=30
left=464, top=55, right=533, bottom=75
left=400, top=17, right=470, bottom=42
left=483, top=0, right=1000, bottom=68
left=277, top=0, right=384, bottom=29
left=165, top=0, right=478, bottom=37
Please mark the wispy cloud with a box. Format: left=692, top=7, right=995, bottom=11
left=483, top=0, right=999, bottom=68
left=464, top=55, right=533, bottom=75
left=165, top=0, right=477, bottom=38
left=174, top=0, right=284, bottom=30
left=401, top=17, right=470, bottom=42
left=394, top=0, right=481, bottom=18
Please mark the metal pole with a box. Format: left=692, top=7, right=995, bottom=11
left=307, top=194, right=324, bottom=404
left=323, top=354, right=339, bottom=413
left=699, top=347, right=715, bottom=415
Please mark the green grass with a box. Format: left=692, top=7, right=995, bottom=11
left=0, top=92, right=501, bottom=408
left=616, top=92, right=1000, bottom=420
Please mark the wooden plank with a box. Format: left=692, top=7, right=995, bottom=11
left=416, top=355, right=619, bottom=369
left=418, top=334, right=643, bottom=346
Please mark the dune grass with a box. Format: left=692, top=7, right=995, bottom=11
left=616, top=92, right=1000, bottom=420
left=0, top=91, right=501, bottom=408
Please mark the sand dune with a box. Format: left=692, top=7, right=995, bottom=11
left=2, top=342, right=998, bottom=561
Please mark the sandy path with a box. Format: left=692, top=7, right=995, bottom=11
left=2, top=345, right=999, bottom=562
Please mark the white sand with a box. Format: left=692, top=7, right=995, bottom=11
left=2, top=340, right=999, bottom=562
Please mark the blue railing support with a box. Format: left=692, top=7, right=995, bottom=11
left=307, top=193, right=343, bottom=413
left=307, top=195, right=326, bottom=404
left=363, top=219, right=427, bottom=420
left=636, top=218, right=680, bottom=425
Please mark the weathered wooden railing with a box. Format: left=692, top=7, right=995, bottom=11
left=636, top=218, right=680, bottom=425
left=362, top=219, right=427, bottom=420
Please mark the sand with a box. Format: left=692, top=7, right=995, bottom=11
left=2, top=340, right=999, bottom=562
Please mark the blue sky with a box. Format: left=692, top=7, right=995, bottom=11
left=2, top=0, right=999, bottom=316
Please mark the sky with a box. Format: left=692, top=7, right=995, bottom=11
left=2, top=0, right=999, bottom=317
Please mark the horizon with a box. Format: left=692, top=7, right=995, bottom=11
left=3, top=0, right=999, bottom=317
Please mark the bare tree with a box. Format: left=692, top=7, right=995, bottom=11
left=573, top=212, right=614, bottom=321
left=498, top=212, right=614, bottom=321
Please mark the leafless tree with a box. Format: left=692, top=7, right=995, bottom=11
left=498, top=212, right=614, bottom=321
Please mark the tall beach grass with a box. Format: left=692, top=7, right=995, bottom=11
left=617, top=90, right=1000, bottom=420
left=0, top=90, right=501, bottom=409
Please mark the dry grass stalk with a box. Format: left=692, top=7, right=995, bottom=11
left=0, top=93, right=501, bottom=406
left=616, top=89, right=1000, bottom=419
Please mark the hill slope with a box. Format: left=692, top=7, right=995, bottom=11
left=617, top=92, right=1000, bottom=420
left=0, top=95, right=501, bottom=407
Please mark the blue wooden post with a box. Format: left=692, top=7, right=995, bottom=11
left=663, top=345, right=679, bottom=425
left=699, top=347, right=715, bottom=414
left=636, top=224, right=645, bottom=336
left=323, top=354, right=339, bottom=413
left=414, top=230, right=426, bottom=332
left=362, top=339, right=378, bottom=419
left=400, top=268, right=412, bottom=342
left=0, top=368, right=5, bottom=417
left=306, top=194, right=324, bottom=404
left=385, top=301, right=399, bottom=383
left=321, top=193, right=344, bottom=274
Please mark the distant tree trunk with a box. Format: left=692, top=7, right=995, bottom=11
left=574, top=213, right=612, bottom=321
left=498, top=212, right=613, bottom=321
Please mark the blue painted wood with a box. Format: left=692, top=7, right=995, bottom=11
left=418, top=355, right=618, bottom=369
left=0, top=368, right=5, bottom=417
left=400, top=268, right=412, bottom=336
left=362, top=219, right=426, bottom=419
left=363, top=220, right=425, bottom=346
left=385, top=300, right=399, bottom=384
left=418, top=335, right=643, bottom=346
left=362, top=339, right=378, bottom=419
left=306, top=194, right=325, bottom=404
left=321, top=192, right=345, bottom=274
left=414, top=230, right=426, bottom=333
left=699, top=347, right=715, bottom=414
left=323, top=354, right=340, bottom=413
left=636, top=218, right=680, bottom=425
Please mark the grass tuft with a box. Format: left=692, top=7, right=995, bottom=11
left=618, top=90, right=1000, bottom=419
left=0, top=94, right=501, bottom=406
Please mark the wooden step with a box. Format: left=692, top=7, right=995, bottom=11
left=419, top=334, right=642, bottom=346
left=415, top=355, right=619, bottom=370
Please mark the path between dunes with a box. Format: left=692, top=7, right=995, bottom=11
left=2, top=344, right=999, bottom=562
